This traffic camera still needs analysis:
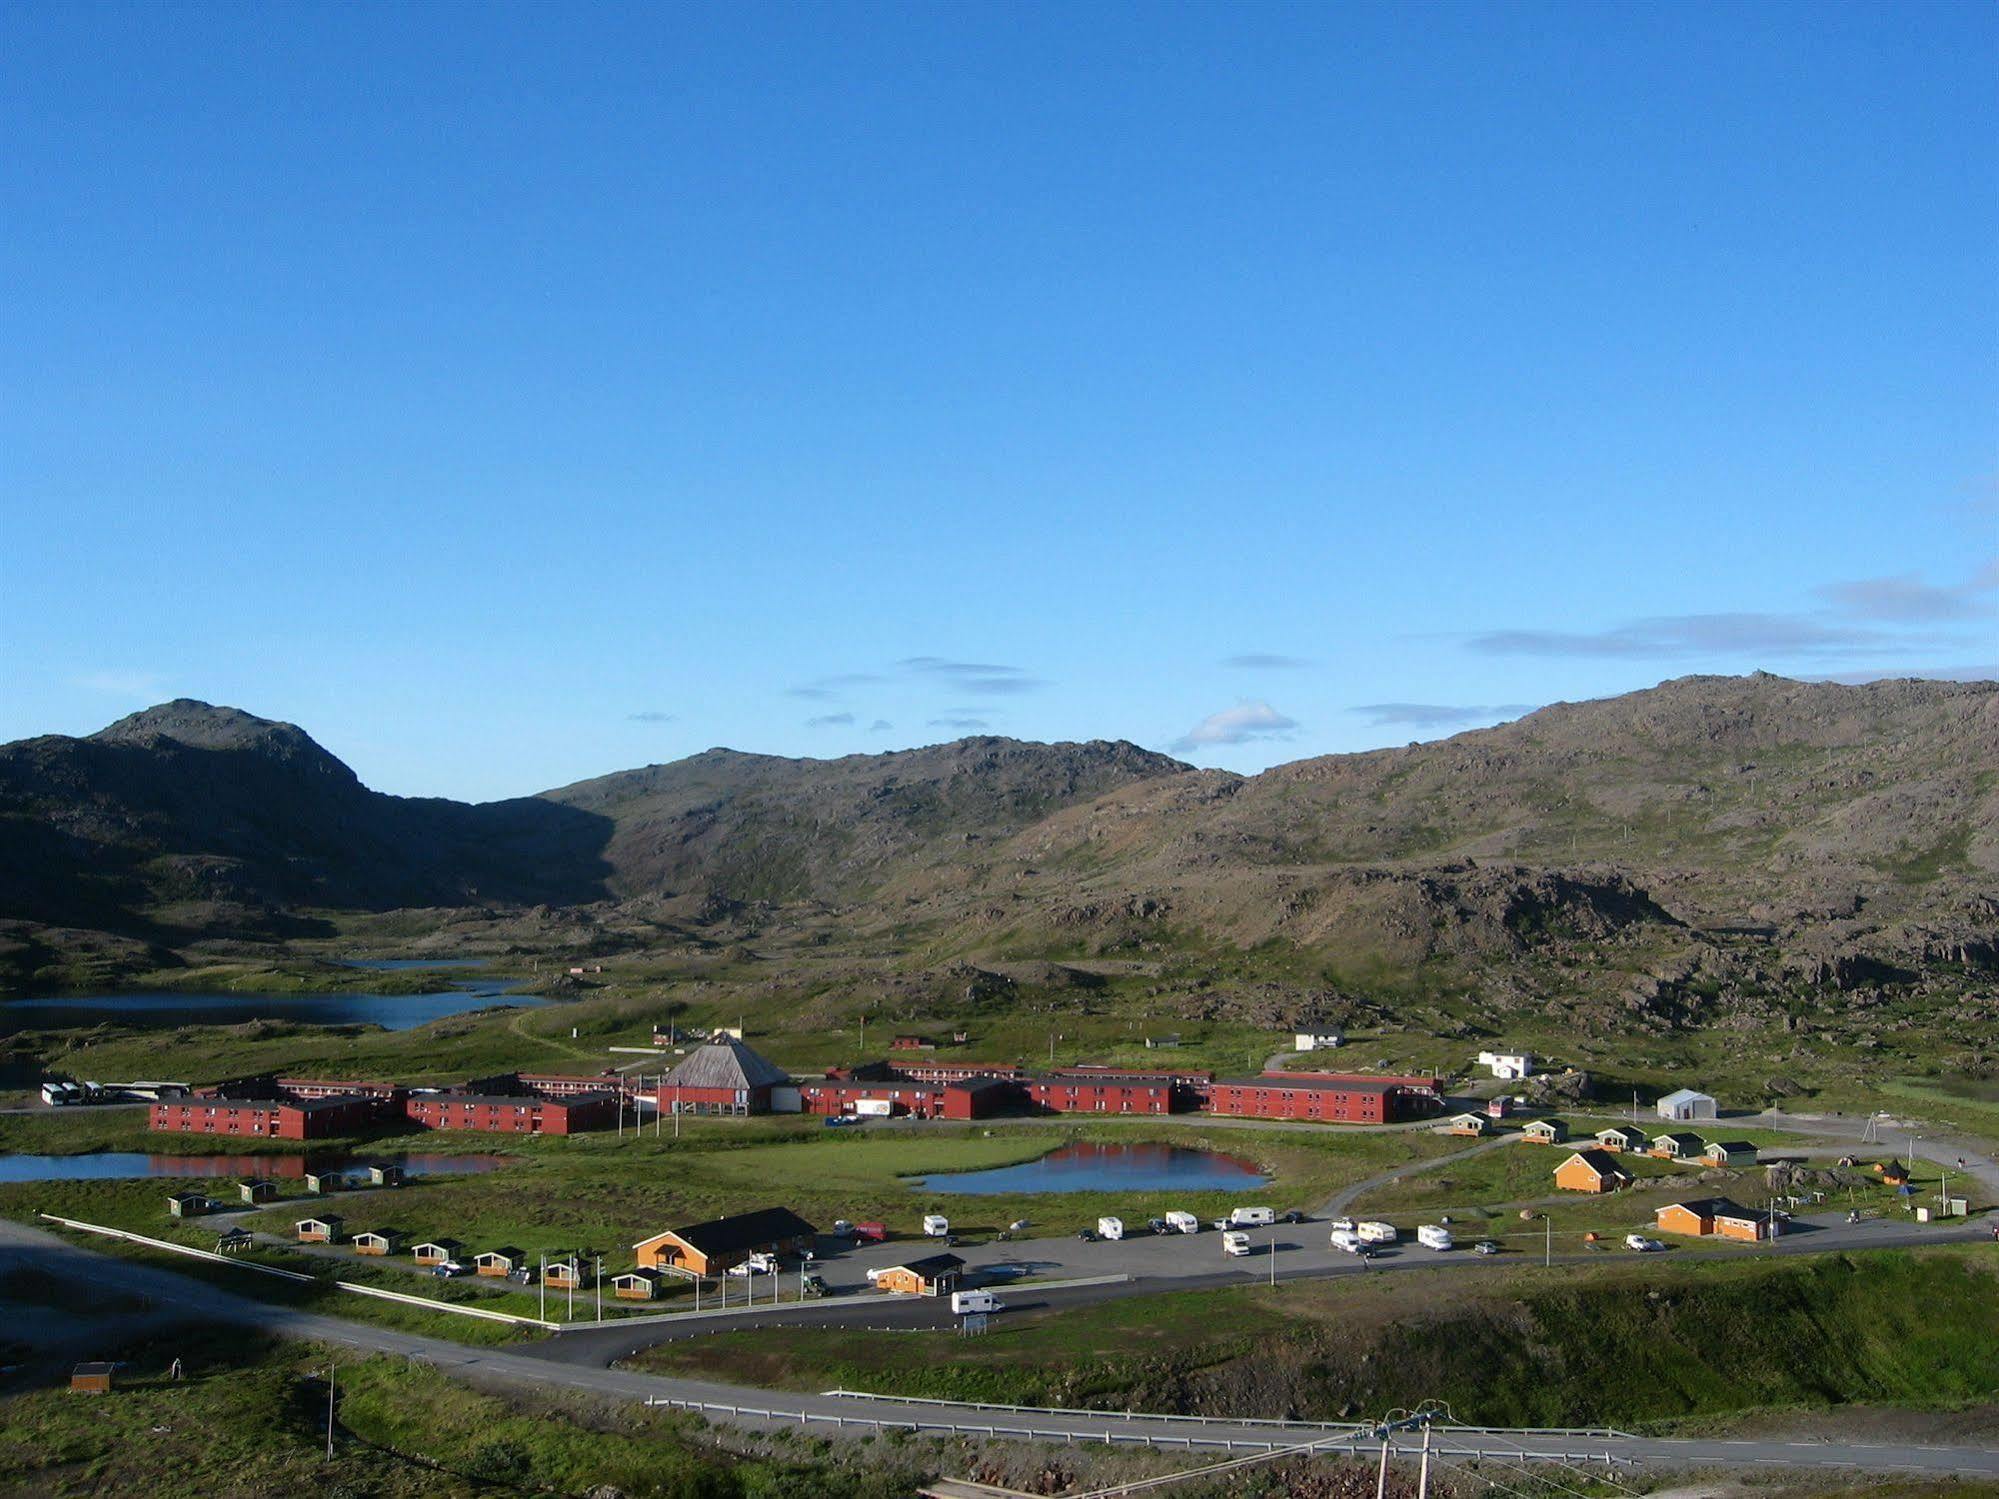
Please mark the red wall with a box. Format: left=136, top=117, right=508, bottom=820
left=1203, top=1081, right=1392, bottom=1124
left=1025, top=1079, right=1172, bottom=1114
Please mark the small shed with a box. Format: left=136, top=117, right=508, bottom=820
left=1442, top=1111, right=1493, bottom=1137
left=612, top=1268, right=661, bottom=1300
left=295, top=1215, right=345, bottom=1244
left=1520, top=1118, right=1568, bottom=1145
left=353, top=1229, right=405, bottom=1256
left=412, top=1238, right=464, bottom=1265
left=1703, top=1140, right=1758, bottom=1168
left=872, top=1253, right=966, bottom=1297
left=1651, top=1131, right=1705, bottom=1161
left=544, top=1256, right=592, bottom=1288
left=70, top=1362, right=116, bottom=1395
left=1553, top=1149, right=1630, bottom=1194
left=475, top=1246, right=526, bottom=1277
left=1486, top=1096, right=1513, bottom=1120
left=167, top=1191, right=210, bottom=1219
left=1595, top=1125, right=1647, bottom=1154
left=238, top=1178, right=279, bottom=1205
left=363, top=1163, right=405, bottom=1188
left=1656, top=1088, right=1717, bottom=1123
left=304, top=1170, right=346, bottom=1195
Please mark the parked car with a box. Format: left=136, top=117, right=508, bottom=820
left=432, top=1260, right=468, bottom=1278
left=1326, top=1217, right=1355, bottom=1233
left=1077, top=1228, right=1097, bottom=1242
left=1625, top=1234, right=1665, bottom=1253
left=1280, top=1209, right=1307, bottom=1224
left=1472, top=1240, right=1500, bottom=1256
left=1146, top=1217, right=1169, bottom=1235
left=800, top=1273, right=828, bottom=1297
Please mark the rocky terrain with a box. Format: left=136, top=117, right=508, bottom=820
left=2, top=676, right=1994, bottom=1059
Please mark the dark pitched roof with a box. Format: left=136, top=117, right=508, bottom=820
left=1707, top=1140, right=1756, bottom=1152
left=643, top=1206, right=817, bottom=1255
left=663, top=1038, right=791, bottom=1092
left=1216, top=1075, right=1396, bottom=1095
left=1654, top=1131, right=1703, bottom=1147
left=478, top=1245, right=525, bottom=1260
left=1565, top=1148, right=1627, bottom=1177
left=892, top=1253, right=966, bottom=1276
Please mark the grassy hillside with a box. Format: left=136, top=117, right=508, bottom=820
left=633, top=1247, right=1999, bottom=1429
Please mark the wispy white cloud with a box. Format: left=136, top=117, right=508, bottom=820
left=927, top=716, right=991, bottom=731
left=1350, top=702, right=1535, bottom=729
left=866, top=719, right=893, bottom=732
left=1815, top=563, right=1997, bottom=623
left=1223, top=653, right=1312, bottom=669
left=898, top=656, right=1048, bottom=696
left=627, top=711, right=676, bottom=724
left=1169, top=700, right=1298, bottom=753
left=805, top=712, right=856, bottom=728
left=1468, top=612, right=1904, bottom=661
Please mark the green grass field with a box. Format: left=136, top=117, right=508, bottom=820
left=631, top=1246, right=1999, bottom=1430
left=0, top=1324, right=934, bottom=1498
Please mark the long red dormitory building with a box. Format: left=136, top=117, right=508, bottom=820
left=150, top=1040, right=1444, bottom=1138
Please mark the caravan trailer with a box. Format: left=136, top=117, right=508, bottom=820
left=1163, top=1211, right=1200, bottom=1234
left=1096, top=1216, right=1124, bottom=1241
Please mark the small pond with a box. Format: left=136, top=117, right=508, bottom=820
left=0, top=983, right=539, bottom=1035
left=913, top=1140, right=1269, bottom=1195
left=0, top=1152, right=514, bottom=1184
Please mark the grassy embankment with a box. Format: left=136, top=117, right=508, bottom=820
left=0, top=1325, right=934, bottom=1499
left=631, top=1246, right=1999, bottom=1430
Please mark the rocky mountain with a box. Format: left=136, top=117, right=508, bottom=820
left=1, top=676, right=1993, bottom=1009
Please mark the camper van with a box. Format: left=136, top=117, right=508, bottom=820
left=950, top=1290, right=1006, bottom=1315
left=1096, top=1216, right=1124, bottom=1241
left=1329, top=1228, right=1364, bottom=1254
left=1164, top=1210, right=1200, bottom=1235
left=1417, top=1224, right=1454, bottom=1251
left=1356, top=1221, right=1399, bottom=1245
left=1227, top=1206, right=1276, bottom=1229
left=922, top=1214, right=951, bottom=1238
left=1221, top=1230, right=1252, bottom=1257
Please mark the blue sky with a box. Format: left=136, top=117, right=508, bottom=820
left=2, top=4, right=1993, bottom=801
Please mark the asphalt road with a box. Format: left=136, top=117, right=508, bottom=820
left=4, top=1216, right=1996, bottom=1481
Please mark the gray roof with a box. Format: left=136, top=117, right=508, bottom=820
left=663, top=1038, right=791, bottom=1092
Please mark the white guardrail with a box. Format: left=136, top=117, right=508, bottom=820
left=38, top=1214, right=561, bottom=1332
left=646, top=1395, right=1631, bottom=1463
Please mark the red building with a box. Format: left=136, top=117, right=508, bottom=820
left=827, top=1060, right=1029, bottom=1086
left=1204, top=1075, right=1410, bottom=1124
left=797, top=1075, right=953, bottom=1117
left=517, top=1071, right=635, bottom=1098
left=402, top=1090, right=615, bottom=1135
left=942, top=1077, right=1014, bottom=1119
left=150, top=1092, right=385, bottom=1140
left=1024, top=1071, right=1177, bottom=1115
left=651, top=1038, right=792, bottom=1116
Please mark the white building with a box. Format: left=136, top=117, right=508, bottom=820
left=1294, top=1030, right=1345, bottom=1052
left=1477, top=1051, right=1534, bottom=1081
left=1656, top=1088, right=1717, bottom=1123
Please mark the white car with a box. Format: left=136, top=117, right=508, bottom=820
left=1625, top=1234, right=1665, bottom=1253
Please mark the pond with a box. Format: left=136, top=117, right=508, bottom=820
left=0, top=1152, right=514, bottom=1184
left=0, top=981, right=540, bottom=1035
left=913, top=1140, right=1269, bottom=1196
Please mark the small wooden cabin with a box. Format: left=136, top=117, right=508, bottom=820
left=295, top=1215, right=345, bottom=1244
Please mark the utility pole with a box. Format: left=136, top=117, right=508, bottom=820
left=539, top=1255, right=547, bottom=1322
left=675, top=1082, right=682, bottom=1138
left=595, top=1256, right=603, bottom=1322
left=1374, top=1436, right=1391, bottom=1499
left=1544, top=1216, right=1551, bottom=1268
left=324, top=1361, right=336, bottom=1461
left=1418, top=1420, right=1433, bottom=1499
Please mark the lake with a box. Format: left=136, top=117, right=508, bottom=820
left=0, top=1152, right=514, bottom=1184
left=914, top=1140, right=1269, bottom=1195
left=0, top=980, right=541, bottom=1034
